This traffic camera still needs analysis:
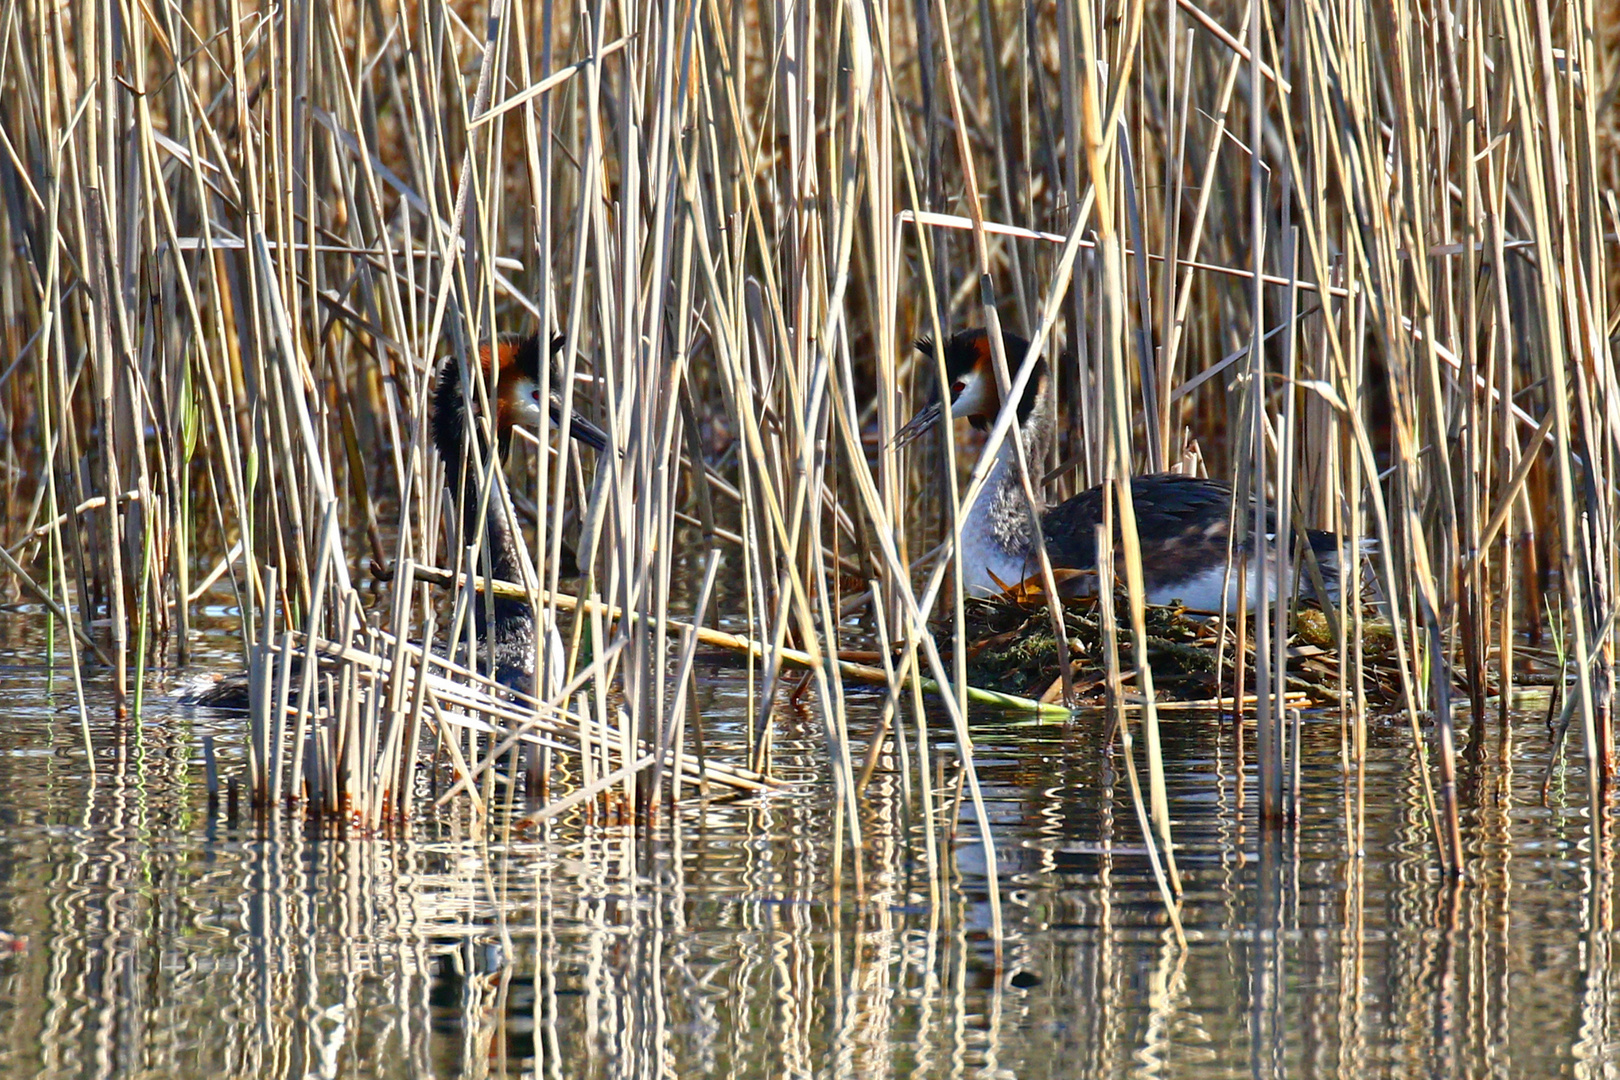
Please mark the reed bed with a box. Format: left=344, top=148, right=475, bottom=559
left=0, top=0, right=1614, bottom=898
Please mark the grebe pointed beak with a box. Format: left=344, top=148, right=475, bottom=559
left=551, top=402, right=610, bottom=452
left=892, top=399, right=945, bottom=449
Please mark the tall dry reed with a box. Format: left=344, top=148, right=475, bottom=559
left=0, top=0, right=1613, bottom=893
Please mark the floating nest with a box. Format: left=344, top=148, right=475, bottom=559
left=956, top=590, right=1400, bottom=708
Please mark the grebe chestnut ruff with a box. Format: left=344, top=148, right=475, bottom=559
left=183, top=333, right=608, bottom=709
left=896, top=327, right=1346, bottom=612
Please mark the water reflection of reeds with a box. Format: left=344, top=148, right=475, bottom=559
left=0, top=682, right=1609, bottom=1076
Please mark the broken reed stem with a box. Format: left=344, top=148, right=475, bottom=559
left=406, top=565, right=1065, bottom=716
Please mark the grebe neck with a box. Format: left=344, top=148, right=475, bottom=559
left=431, top=358, right=535, bottom=687
left=957, top=371, right=1056, bottom=594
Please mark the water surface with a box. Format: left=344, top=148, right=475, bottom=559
left=0, top=610, right=1607, bottom=1078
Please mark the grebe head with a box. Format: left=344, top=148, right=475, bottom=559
left=894, top=328, right=1046, bottom=447
left=487, top=334, right=610, bottom=451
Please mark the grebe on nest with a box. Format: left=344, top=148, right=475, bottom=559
left=183, top=333, right=608, bottom=709
left=896, top=327, right=1346, bottom=611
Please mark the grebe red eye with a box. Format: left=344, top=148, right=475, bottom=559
left=950, top=381, right=965, bottom=399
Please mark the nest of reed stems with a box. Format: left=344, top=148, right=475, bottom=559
left=957, top=590, right=1400, bottom=709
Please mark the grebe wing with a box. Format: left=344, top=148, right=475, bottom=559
left=1041, top=473, right=1239, bottom=571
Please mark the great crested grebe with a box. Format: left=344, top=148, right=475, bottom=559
left=434, top=333, right=608, bottom=693
left=896, top=327, right=1346, bottom=612
left=183, top=333, right=608, bottom=709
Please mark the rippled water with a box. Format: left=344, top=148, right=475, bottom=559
left=0, top=607, right=1609, bottom=1079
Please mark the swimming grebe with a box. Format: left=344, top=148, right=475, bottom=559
left=183, top=333, right=608, bottom=708
left=434, top=333, right=608, bottom=693
left=896, top=327, right=1345, bottom=611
